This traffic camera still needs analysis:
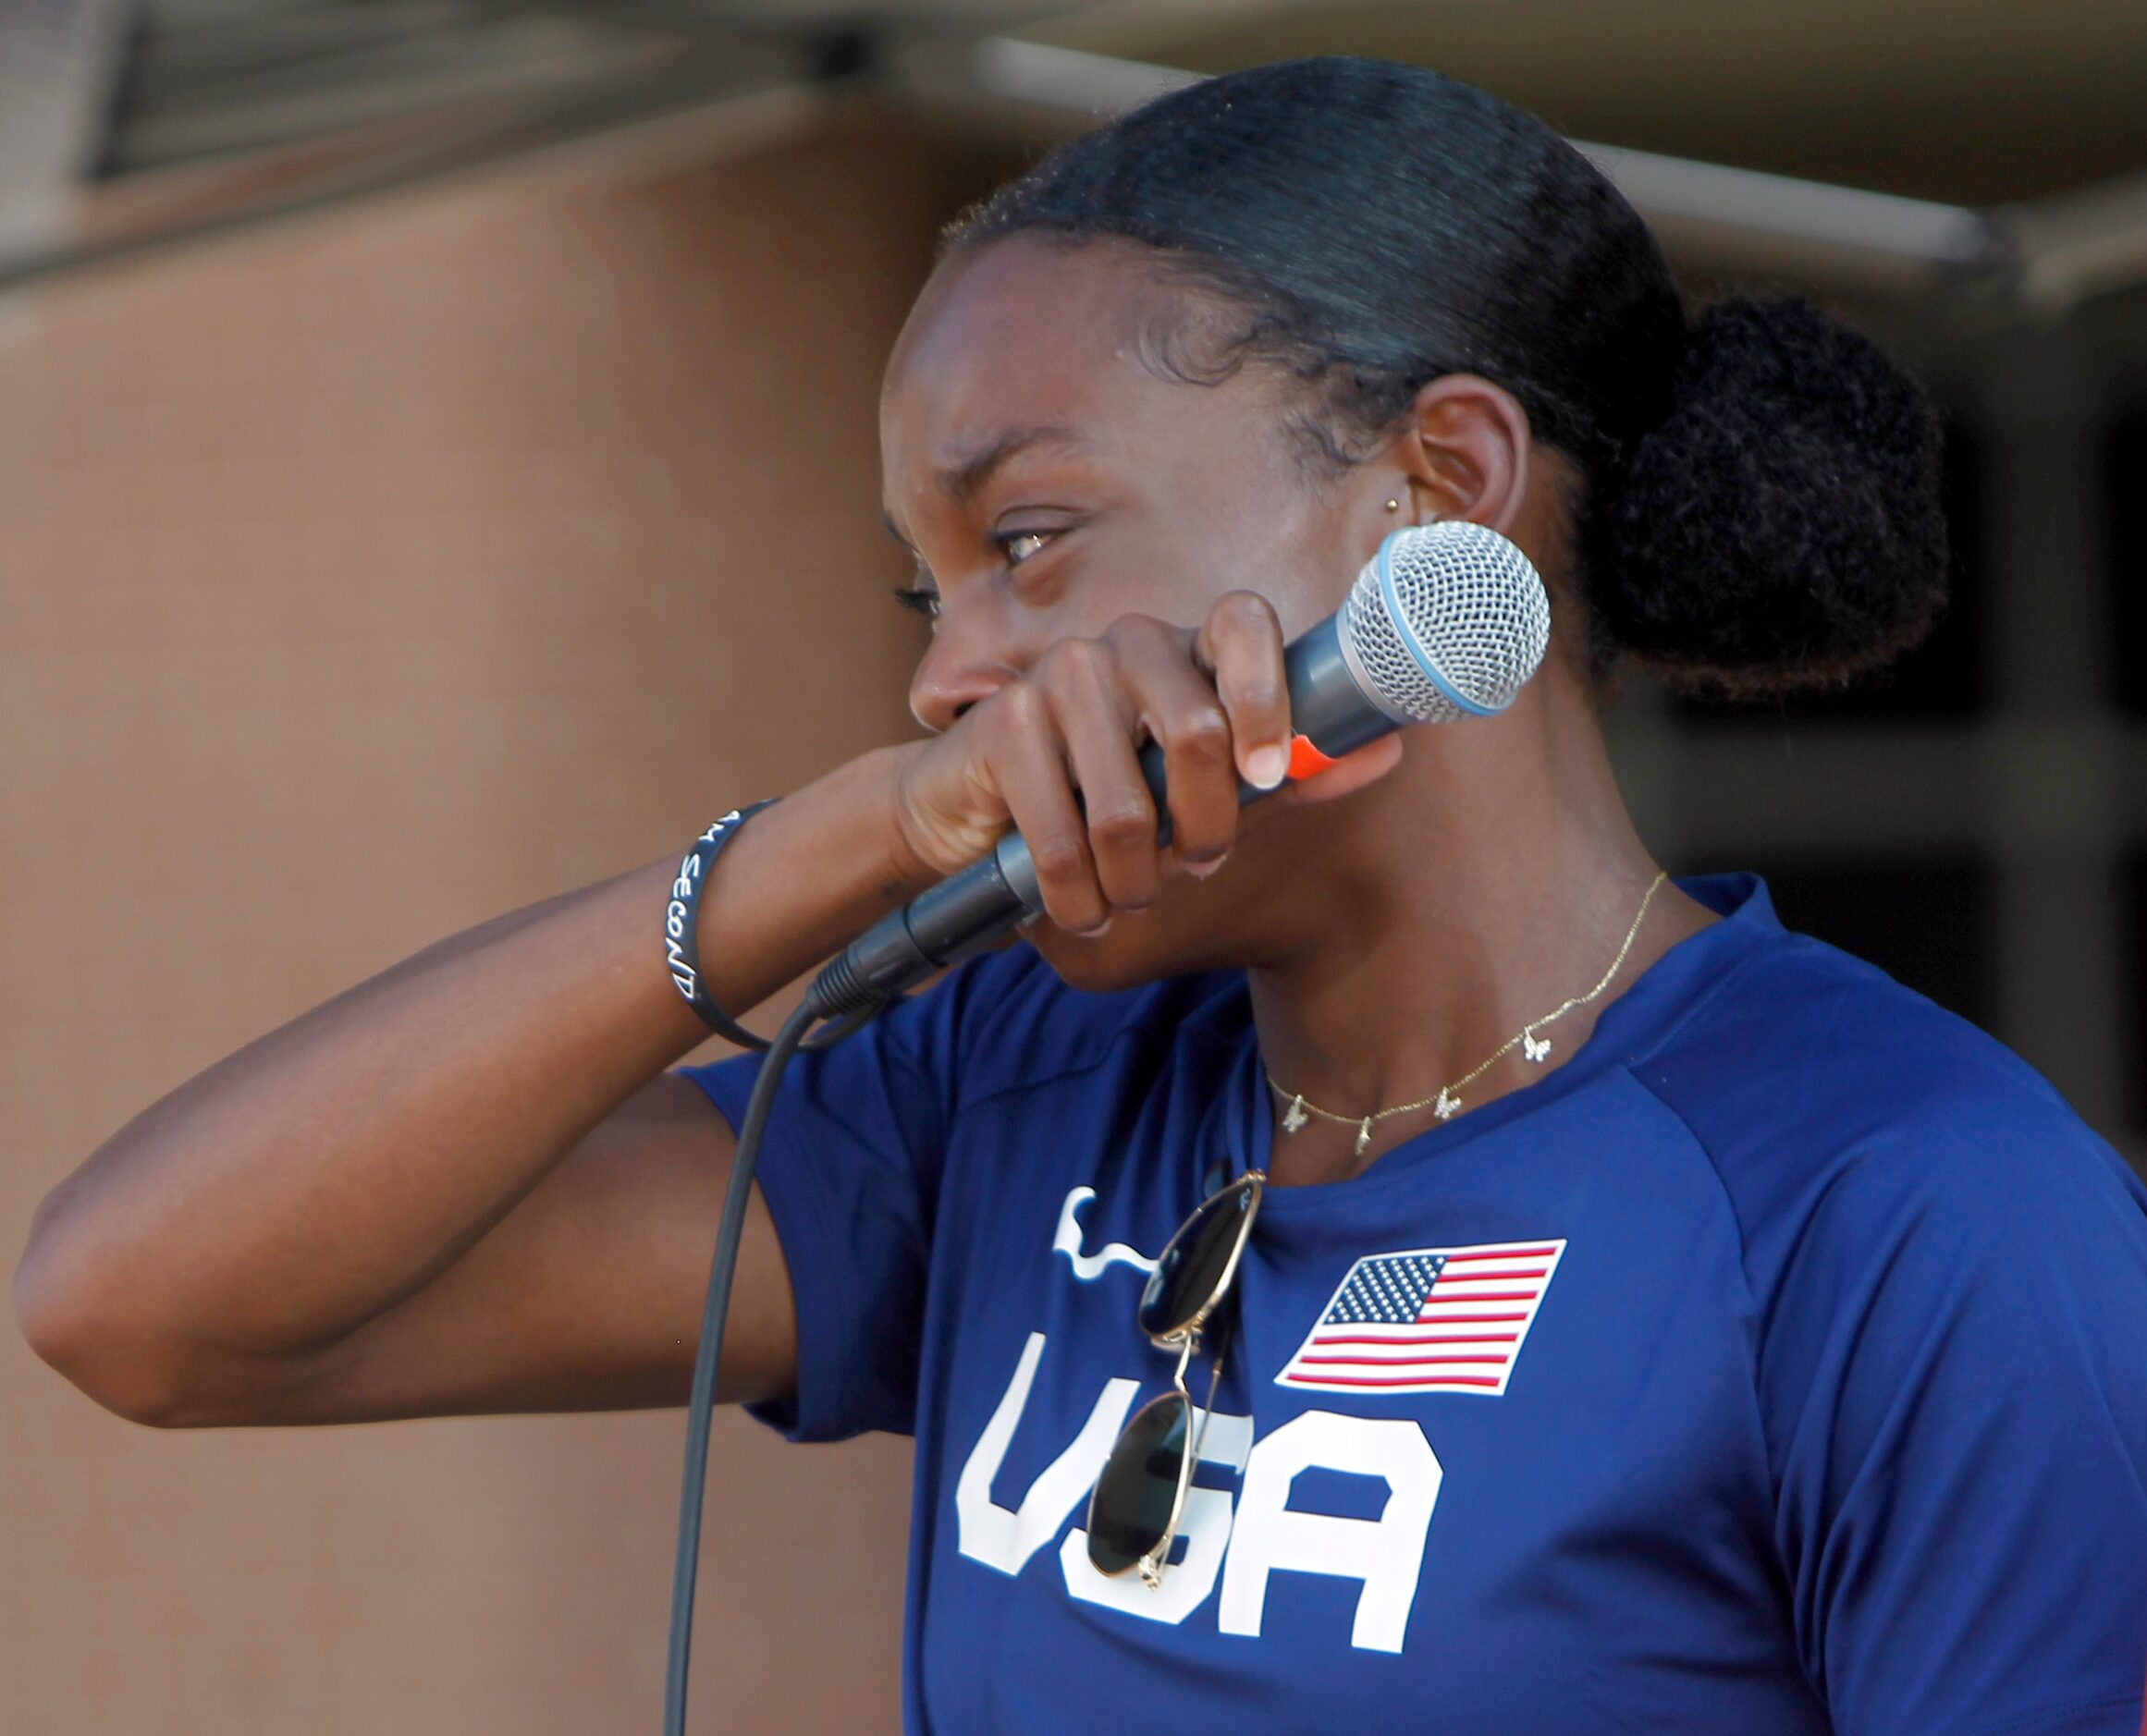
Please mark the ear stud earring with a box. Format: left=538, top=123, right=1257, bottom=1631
left=1383, top=498, right=1401, bottom=512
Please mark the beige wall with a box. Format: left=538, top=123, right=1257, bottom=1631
left=0, top=115, right=981, bottom=1731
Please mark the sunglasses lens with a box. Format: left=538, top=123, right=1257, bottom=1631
left=1137, top=1176, right=1259, bottom=1340
left=1086, top=1392, right=1192, bottom=1576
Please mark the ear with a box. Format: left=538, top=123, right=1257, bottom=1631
left=1380, top=374, right=1533, bottom=535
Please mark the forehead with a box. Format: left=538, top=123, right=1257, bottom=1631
left=879, top=238, right=1264, bottom=507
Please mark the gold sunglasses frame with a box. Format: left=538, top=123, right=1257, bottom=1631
left=1086, top=1169, right=1267, bottom=1590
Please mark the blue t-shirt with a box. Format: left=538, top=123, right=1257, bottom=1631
left=683, top=874, right=2147, bottom=1734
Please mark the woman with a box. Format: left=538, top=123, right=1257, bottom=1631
left=18, top=57, right=2147, bottom=1734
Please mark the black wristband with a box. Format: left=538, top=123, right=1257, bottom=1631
left=665, top=799, right=779, bottom=1048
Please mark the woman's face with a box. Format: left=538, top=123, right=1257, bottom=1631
left=878, top=237, right=1397, bottom=984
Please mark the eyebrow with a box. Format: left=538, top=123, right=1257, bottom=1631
left=881, top=424, right=1089, bottom=545
left=944, top=425, right=1086, bottom=506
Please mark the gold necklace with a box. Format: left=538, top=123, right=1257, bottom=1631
left=1267, top=870, right=1669, bottom=1155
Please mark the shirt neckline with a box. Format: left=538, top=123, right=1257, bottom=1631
left=1191, top=873, right=1786, bottom=1209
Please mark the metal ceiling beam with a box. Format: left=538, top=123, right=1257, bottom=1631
left=11, top=14, right=2147, bottom=313
left=0, top=31, right=835, bottom=291
left=904, top=36, right=2147, bottom=317
left=914, top=38, right=2009, bottom=304
left=0, top=0, right=138, bottom=259
left=1576, top=139, right=1998, bottom=303
left=2011, top=168, right=2147, bottom=313
left=109, top=17, right=686, bottom=169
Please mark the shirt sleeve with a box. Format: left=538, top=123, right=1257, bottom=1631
left=678, top=953, right=1017, bottom=1444
left=1758, top=1091, right=2147, bottom=1736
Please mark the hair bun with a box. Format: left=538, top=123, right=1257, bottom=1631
left=1588, top=294, right=1949, bottom=697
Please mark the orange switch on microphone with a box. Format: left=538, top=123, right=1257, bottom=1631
left=1286, top=734, right=1341, bottom=780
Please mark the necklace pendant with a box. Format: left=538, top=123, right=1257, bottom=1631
left=1282, top=1094, right=1308, bottom=1134
left=1522, top=1028, right=1552, bottom=1064
left=1434, top=1088, right=1461, bottom=1121
left=1355, top=1119, right=1373, bottom=1155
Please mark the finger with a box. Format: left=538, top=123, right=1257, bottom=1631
left=1108, top=619, right=1241, bottom=874
left=1195, top=591, right=1293, bottom=793
left=1042, top=641, right=1164, bottom=913
left=988, top=684, right=1111, bottom=935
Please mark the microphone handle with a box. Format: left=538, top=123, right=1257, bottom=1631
left=808, top=617, right=1395, bottom=1017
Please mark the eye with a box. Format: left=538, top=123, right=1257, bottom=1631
left=996, top=530, right=1052, bottom=568
left=890, top=582, right=940, bottom=620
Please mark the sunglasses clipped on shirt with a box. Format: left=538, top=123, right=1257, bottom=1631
left=1085, top=1170, right=1266, bottom=1589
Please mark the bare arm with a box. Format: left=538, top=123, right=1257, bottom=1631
left=14, top=748, right=933, bottom=1425
left=15, top=593, right=1331, bottom=1431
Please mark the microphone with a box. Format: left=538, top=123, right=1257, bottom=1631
left=807, top=521, right=1551, bottom=1017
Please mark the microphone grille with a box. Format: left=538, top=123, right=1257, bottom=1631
left=1338, top=522, right=1552, bottom=722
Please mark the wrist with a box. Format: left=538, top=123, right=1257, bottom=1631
left=667, top=801, right=781, bottom=1045
left=670, top=746, right=946, bottom=1029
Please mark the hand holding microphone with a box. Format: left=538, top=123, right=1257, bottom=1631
left=813, top=523, right=1552, bottom=1016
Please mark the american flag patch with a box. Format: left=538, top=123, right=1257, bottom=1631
left=1274, top=1239, right=1567, bottom=1397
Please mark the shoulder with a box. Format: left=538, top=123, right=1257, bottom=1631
left=1627, top=908, right=2146, bottom=1294
left=1638, top=920, right=2076, bottom=1155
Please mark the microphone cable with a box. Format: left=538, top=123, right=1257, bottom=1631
left=661, top=984, right=895, bottom=1736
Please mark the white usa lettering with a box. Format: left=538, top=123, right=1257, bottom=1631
left=1219, top=1410, right=1440, bottom=1653
left=1051, top=1188, right=1160, bottom=1282
left=955, top=1333, right=1443, bottom=1652
left=956, top=1333, right=1140, bottom=1577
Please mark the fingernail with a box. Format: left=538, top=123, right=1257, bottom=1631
left=1076, top=917, right=1113, bottom=938
left=1245, top=745, right=1287, bottom=789
left=1186, top=857, right=1227, bottom=879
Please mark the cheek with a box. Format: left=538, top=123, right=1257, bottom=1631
left=1077, top=509, right=1313, bottom=636
left=1129, top=451, right=1346, bottom=629
left=1095, top=524, right=1225, bottom=626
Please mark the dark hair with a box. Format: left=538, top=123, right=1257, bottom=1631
left=948, top=57, right=1948, bottom=696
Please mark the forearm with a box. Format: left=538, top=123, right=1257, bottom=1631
left=15, top=744, right=929, bottom=1398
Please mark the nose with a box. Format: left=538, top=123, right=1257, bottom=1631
left=907, top=623, right=1019, bottom=734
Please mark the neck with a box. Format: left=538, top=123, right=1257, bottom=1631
left=1238, top=674, right=1712, bottom=1185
